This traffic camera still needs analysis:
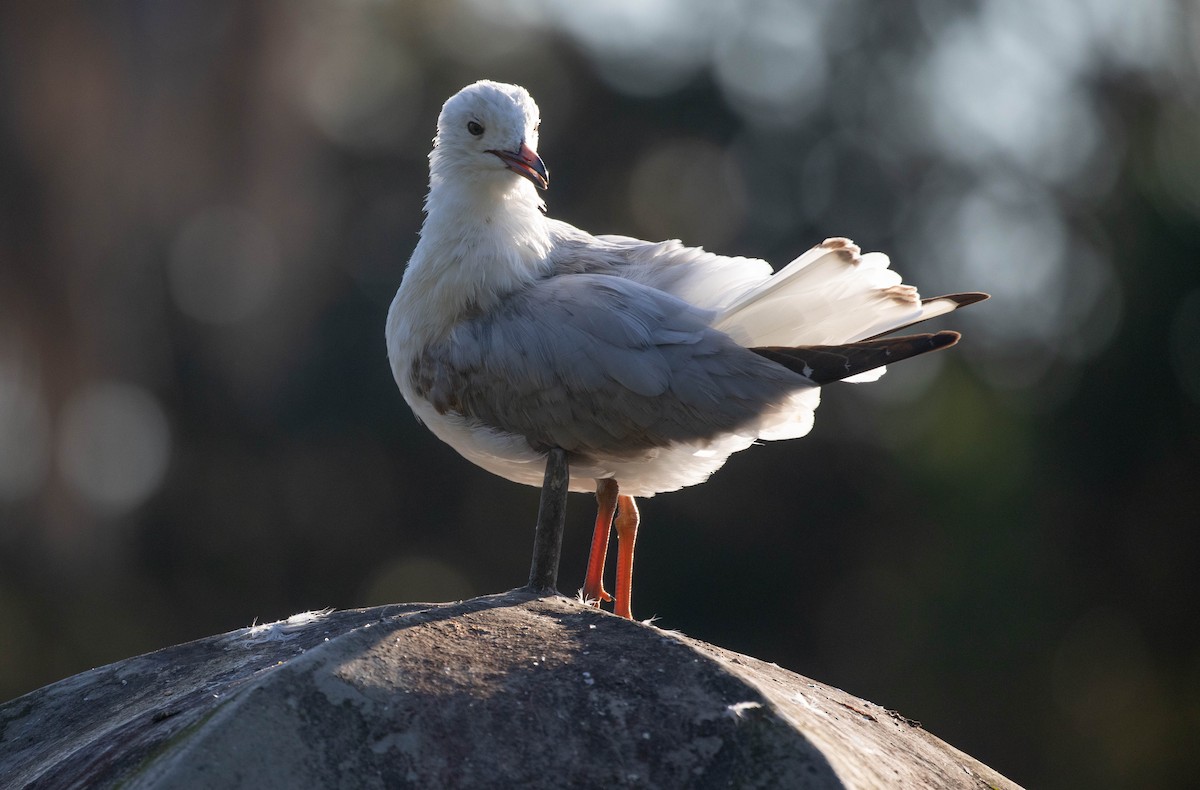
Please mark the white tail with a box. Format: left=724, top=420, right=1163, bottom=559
left=714, top=238, right=927, bottom=348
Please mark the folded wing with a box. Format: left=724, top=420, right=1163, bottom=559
left=410, top=274, right=810, bottom=456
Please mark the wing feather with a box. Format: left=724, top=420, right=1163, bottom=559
left=413, top=274, right=808, bottom=456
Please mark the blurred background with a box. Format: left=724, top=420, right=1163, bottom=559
left=1, top=0, right=1197, bottom=786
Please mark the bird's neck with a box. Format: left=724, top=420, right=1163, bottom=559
left=394, top=176, right=553, bottom=345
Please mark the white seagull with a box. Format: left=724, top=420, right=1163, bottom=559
left=387, top=81, right=986, bottom=619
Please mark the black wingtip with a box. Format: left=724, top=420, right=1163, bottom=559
left=929, top=329, right=961, bottom=349
left=752, top=331, right=965, bottom=385
left=923, top=292, right=991, bottom=309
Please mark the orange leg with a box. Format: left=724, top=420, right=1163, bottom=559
left=613, top=494, right=640, bottom=620
left=582, top=479, right=618, bottom=606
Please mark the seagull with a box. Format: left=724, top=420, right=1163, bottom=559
left=386, top=80, right=986, bottom=619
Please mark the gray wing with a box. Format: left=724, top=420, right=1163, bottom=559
left=544, top=220, right=773, bottom=310
left=411, top=274, right=806, bottom=456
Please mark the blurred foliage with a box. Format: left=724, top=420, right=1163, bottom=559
left=1, top=1, right=1198, bottom=787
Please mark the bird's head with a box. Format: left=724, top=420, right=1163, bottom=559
left=431, top=80, right=549, bottom=192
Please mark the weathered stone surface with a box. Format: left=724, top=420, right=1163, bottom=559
left=0, top=590, right=1021, bottom=789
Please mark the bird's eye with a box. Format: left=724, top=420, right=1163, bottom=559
left=467, top=121, right=484, bottom=136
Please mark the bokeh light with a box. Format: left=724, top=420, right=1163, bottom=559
left=711, top=0, right=829, bottom=128
left=628, top=138, right=748, bottom=250
left=296, top=2, right=424, bottom=152
left=57, top=381, right=171, bottom=513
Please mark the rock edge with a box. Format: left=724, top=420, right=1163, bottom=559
left=0, top=590, right=1021, bottom=789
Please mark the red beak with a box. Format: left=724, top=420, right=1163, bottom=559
left=488, top=142, right=549, bottom=190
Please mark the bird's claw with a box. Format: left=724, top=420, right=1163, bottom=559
left=581, top=586, right=613, bottom=607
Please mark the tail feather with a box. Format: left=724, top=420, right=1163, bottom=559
left=716, top=239, right=915, bottom=346
left=751, top=331, right=962, bottom=385
left=862, top=292, right=989, bottom=340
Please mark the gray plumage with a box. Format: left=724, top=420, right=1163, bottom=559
left=411, top=273, right=807, bottom=459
